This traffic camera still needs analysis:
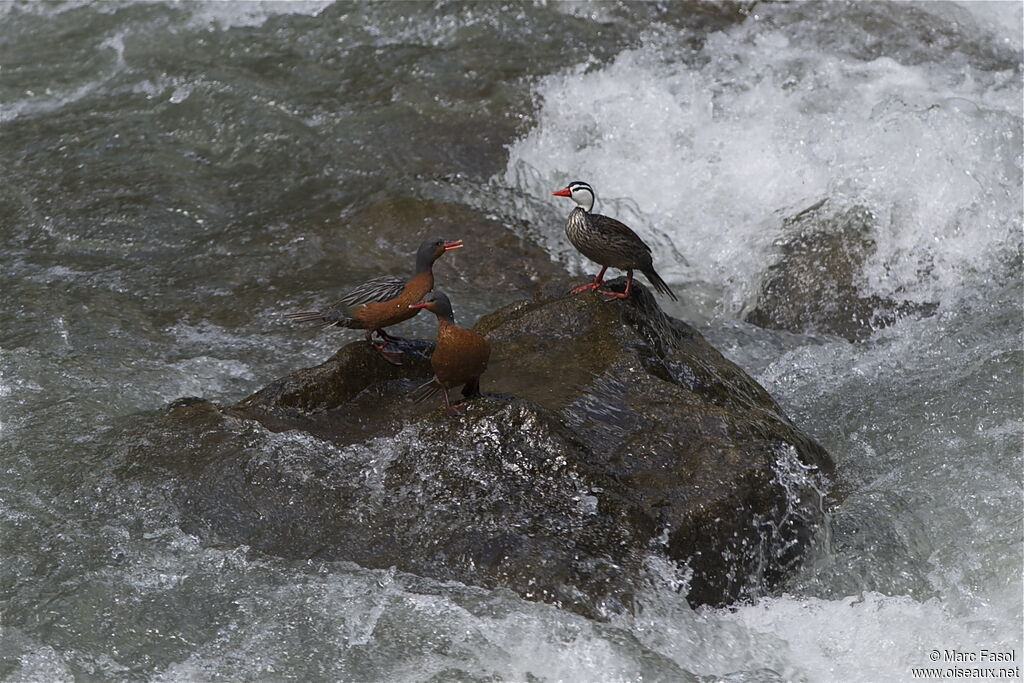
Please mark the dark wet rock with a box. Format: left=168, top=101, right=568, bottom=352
left=131, top=281, right=833, bottom=619
left=232, top=336, right=436, bottom=442
left=746, top=199, right=936, bottom=341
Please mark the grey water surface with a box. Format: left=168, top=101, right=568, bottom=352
left=1, top=2, right=1021, bottom=681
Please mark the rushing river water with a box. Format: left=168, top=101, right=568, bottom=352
left=1, top=1, right=1021, bottom=681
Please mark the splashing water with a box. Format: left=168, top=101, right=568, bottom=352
left=0, top=1, right=1020, bottom=681
left=503, top=1, right=1022, bottom=316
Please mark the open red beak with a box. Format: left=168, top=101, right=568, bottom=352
left=552, top=187, right=572, bottom=197
left=442, top=240, right=463, bottom=251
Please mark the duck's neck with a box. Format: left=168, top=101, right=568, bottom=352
left=567, top=207, right=591, bottom=235
left=414, top=254, right=434, bottom=275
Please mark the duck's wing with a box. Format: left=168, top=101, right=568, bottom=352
left=590, top=213, right=653, bottom=255
left=337, top=275, right=407, bottom=307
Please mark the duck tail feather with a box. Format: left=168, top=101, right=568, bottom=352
left=642, top=268, right=679, bottom=301
left=410, top=377, right=442, bottom=403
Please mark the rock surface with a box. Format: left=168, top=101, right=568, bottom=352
left=130, top=281, right=834, bottom=619
left=746, top=199, right=936, bottom=341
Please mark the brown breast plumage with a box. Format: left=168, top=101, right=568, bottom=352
left=431, top=320, right=490, bottom=389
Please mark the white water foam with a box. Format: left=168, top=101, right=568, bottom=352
left=185, top=0, right=333, bottom=31
left=949, top=1, right=1024, bottom=51
left=157, top=357, right=256, bottom=403
left=503, top=3, right=1022, bottom=316
left=694, top=590, right=1015, bottom=682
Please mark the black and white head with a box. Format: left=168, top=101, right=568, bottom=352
left=415, top=237, right=463, bottom=272
left=408, top=291, right=455, bottom=323
left=552, top=181, right=595, bottom=212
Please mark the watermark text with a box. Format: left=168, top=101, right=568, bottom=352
left=912, top=649, right=1020, bottom=679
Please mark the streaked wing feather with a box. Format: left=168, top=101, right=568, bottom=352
left=590, top=213, right=652, bottom=253
left=337, top=275, right=406, bottom=307
left=284, top=303, right=357, bottom=327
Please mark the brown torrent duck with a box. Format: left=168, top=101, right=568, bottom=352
left=408, top=291, right=490, bottom=414
left=286, top=237, right=463, bottom=364
left=553, top=180, right=678, bottom=301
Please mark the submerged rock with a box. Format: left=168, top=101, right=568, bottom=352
left=746, top=199, right=936, bottom=341
left=131, top=281, right=833, bottom=618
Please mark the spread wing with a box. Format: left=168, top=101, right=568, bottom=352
left=336, top=275, right=406, bottom=307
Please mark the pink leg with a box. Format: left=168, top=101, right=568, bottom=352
left=569, top=266, right=608, bottom=295
left=375, top=328, right=405, bottom=343
left=366, top=330, right=403, bottom=365
left=598, top=270, right=633, bottom=300
left=441, top=387, right=464, bottom=415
